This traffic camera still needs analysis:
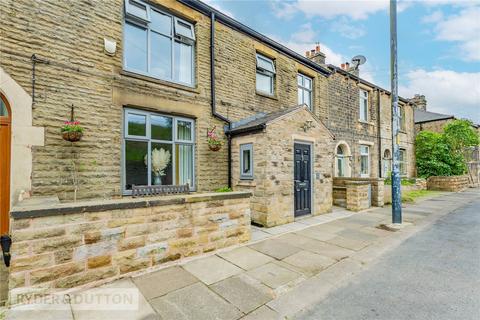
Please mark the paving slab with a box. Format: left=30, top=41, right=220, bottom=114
left=250, top=229, right=271, bottom=242
left=71, top=279, right=158, bottom=320
left=240, top=305, right=281, bottom=320
left=182, top=255, right=242, bottom=285
left=295, top=227, right=337, bottom=242
left=246, top=262, right=302, bottom=289
left=282, top=250, right=336, bottom=276
left=324, top=235, right=371, bottom=251
left=336, top=228, right=380, bottom=242
left=6, top=302, right=73, bottom=320
left=133, top=266, right=198, bottom=300
left=298, top=239, right=355, bottom=260
left=209, top=274, right=274, bottom=313
left=248, top=239, right=301, bottom=260
left=150, top=282, right=242, bottom=320
left=217, top=246, right=274, bottom=270
left=307, top=223, right=346, bottom=234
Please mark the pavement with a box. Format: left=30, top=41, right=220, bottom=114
left=295, top=188, right=480, bottom=320
left=5, top=189, right=479, bottom=320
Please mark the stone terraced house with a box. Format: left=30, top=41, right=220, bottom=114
left=0, top=0, right=417, bottom=303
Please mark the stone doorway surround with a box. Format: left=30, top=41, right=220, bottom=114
left=229, top=105, right=335, bottom=228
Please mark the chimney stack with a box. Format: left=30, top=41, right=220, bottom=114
left=306, top=43, right=326, bottom=65
left=340, top=61, right=359, bottom=77
left=410, top=94, right=427, bottom=111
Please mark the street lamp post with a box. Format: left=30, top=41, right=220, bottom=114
left=390, top=0, right=402, bottom=224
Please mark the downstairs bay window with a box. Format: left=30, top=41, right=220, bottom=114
left=123, top=109, right=195, bottom=193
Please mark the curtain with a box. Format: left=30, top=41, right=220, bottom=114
left=177, top=144, right=193, bottom=185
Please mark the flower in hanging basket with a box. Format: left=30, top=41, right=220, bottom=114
left=61, top=120, right=84, bottom=142
left=207, top=126, right=222, bottom=151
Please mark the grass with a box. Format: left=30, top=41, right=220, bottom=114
left=384, top=177, right=416, bottom=186
left=215, top=186, right=232, bottom=192
left=401, top=190, right=439, bottom=203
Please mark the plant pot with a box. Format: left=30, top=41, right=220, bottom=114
left=208, top=144, right=221, bottom=152
left=62, top=131, right=83, bottom=142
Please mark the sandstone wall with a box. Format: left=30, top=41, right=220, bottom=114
left=8, top=191, right=251, bottom=303
left=427, top=176, right=470, bottom=192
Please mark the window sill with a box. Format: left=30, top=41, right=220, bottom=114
left=399, top=130, right=407, bottom=134
left=358, top=120, right=375, bottom=126
left=120, top=70, right=200, bottom=94
left=237, top=180, right=256, bottom=187
left=256, top=91, right=278, bottom=100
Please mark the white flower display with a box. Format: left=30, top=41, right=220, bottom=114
left=145, top=148, right=171, bottom=177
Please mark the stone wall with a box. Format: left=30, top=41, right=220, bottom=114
left=383, top=178, right=427, bottom=204
left=345, top=181, right=370, bottom=212
left=427, top=176, right=470, bottom=192
left=8, top=191, right=251, bottom=303
left=333, top=177, right=384, bottom=210
left=232, top=108, right=334, bottom=227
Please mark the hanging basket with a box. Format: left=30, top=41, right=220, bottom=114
left=208, top=143, right=222, bottom=152
left=62, top=131, right=83, bottom=142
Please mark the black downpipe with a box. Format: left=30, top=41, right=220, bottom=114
left=377, top=89, right=382, bottom=177
left=210, top=12, right=232, bottom=188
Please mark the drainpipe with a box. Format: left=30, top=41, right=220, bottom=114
left=210, top=12, right=232, bottom=188
left=377, top=89, right=382, bottom=177
left=0, top=235, right=11, bottom=267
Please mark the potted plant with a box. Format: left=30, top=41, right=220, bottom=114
left=207, top=126, right=222, bottom=151
left=61, top=120, right=84, bottom=142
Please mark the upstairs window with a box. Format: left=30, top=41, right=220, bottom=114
left=124, top=0, right=195, bottom=86
left=256, top=54, right=275, bottom=95
left=359, top=89, right=369, bottom=122
left=240, top=143, right=254, bottom=179
left=399, top=106, right=406, bottom=131
left=297, top=74, right=313, bottom=110
left=360, top=145, right=370, bottom=177
left=399, top=149, right=407, bottom=176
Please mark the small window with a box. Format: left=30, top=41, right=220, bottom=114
left=240, top=143, right=254, bottom=179
left=256, top=54, right=275, bottom=95
left=174, top=17, right=195, bottom=41
left=125, top=0, right=150, bottom=23
left=336, top=145, right=345, bottom=177
left=360, top=145, right=370, bottom=177
left=298, top=73, right=313, bottom=110
left=399, top=149, right=407, bottom=176
left=399, top=106, right=406, bottom=131
left=359, top=89, right=369, bottom=122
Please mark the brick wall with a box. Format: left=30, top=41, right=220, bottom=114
left=8, top=191, right=251, bottom=303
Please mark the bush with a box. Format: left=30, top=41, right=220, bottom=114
left=415, top=120, right=478, bottom=178
left=215, top=186, right=232, bottom=192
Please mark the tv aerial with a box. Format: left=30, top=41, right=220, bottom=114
left=351, top=55, right=366, bottom=70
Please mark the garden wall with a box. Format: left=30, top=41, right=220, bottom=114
left=427, top=176, right=470, bottom=192
left=8, top=191, right=251, bottom=303
left=384, top=178, right=426, bottom=204
left=333, top=177, right=384, bottom=211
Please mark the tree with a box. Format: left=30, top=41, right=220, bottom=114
left=415, top=119, right=480, bottom=178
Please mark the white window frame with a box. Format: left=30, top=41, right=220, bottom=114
left=122, top=108, right=196, bottom=194
left=359, top=89, right=369, bottom=122
left=360, top=145, right=370, bottom=177
left=125, top=0, right=150, bottom=23
left=123, top=0, right=196, bottom=86
left=298, top=73, right=313, bottom=110
left=240, top=143, right=254, bottom=180
left=256, top=53, right=276, bottom=95
left=399, top=106, right=406, bottom=131
left=399, top=148, right=407, bottom=176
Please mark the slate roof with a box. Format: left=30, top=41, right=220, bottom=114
left=414, top=109, right=454, bottom=124
left=227, top=105, right=305, bottom=135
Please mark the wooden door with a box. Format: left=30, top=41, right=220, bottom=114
left=294, top=143, right=311, bottom=217
left=0, top=94, right=11, bottom=236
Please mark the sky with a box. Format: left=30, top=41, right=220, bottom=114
left=202, top=0, right=480, bottom=123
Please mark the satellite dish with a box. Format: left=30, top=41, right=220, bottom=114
left=351, top=55, right=367, bottom=69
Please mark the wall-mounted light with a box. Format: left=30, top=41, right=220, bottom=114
left=104, top=37, right=117, bottom=56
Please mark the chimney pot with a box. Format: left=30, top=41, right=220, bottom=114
left=306, top=51, right=310, bottom=57
left=310, top=49, right=315, bottom=54
left=345, top=62, right=350, bottom=69
left=315, top=45, right=320, bottom=52
left=341, top=63, right=346, bottom=69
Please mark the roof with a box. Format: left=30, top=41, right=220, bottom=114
left=414, top=109, right=454, bottom=124
left=228, top=106, right=304, bottom=135
left=178, top=0, right=331, bottom=77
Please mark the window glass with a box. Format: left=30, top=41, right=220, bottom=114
left=128, top=113, right=146, bottom=136
left=174, top=41, right=193, bottom=84
left=177, top=120, right=192, bottom=141
left=151, top=32, right=172, bottom=79
left=151, top=115, right=172, bottom=140
left=298, top=74, right=313, bottom=109
left=256, top=73, right=272, bottom=94
left=175, top=19, right=194, bottom=40
left=124, top=109, right=195, bottom=193
left=304, top=77, right=312, bottom=89
left=151, top=143, right=173, bottom=185
left=297, top=89, right=303, bottom=107
left=256, top=55, right=275, bottom=73
left=360, top=145, right=369, bottom=176
left=242, top=149, right=251, bottom=174
left=337, top=158, right=344, bottom=177
left=399, top=107, right=406, bottom=131
left=399, top=149, right=407, bottom=175
left=359, top=90, right=369, bottom=121
left=151, top=10, right=171, bottom=35
left=176, top=144, right=193, bottom=185
left=297, top=75, right=303, bottom=86
left=125, top=140, right=148, bottom=190
left=240, top=144, right=253, bottom=179
left=124, top=22, right=147, bottom=72
left=126, top=0, right=149, bottom=21
left=0, top=98, right=8, bottom=117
